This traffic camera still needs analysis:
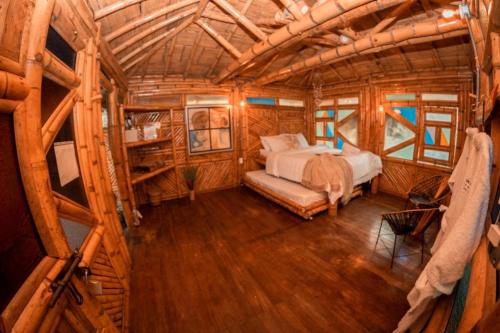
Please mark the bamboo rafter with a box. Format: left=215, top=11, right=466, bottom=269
left=214, top=0, right=404, bottom=83
left=255, top=18, right=468, bottom=85
left=94, top=0, right=146, bottom=20
left=105, top=0, right=198, bottom=42
left=278, top=0, right=304, bottom=20
left=212, top=0, right=266, bottom=40
left=196, top=20, right=242, bottom=58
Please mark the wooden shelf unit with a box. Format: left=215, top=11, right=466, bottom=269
left=119, top=104, right=178, bottom=214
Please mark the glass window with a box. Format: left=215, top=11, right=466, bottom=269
left=422, top=93, right=458, bottom=102
left=440, top=128, right=451, bottom=146
left=384, top=116, right=415, bottom=150
left=326, top=122, right=334, bottom=138
left=187, top=95, right=229, bottom=105
left=337, top=109, right=355, bottom=122
left=423, top=149, right=449, bottom=161
left=385, top=93, right=416, bottom=101
left=316, top=110, right=334, bottom=118
left=319, top=99, right=334, bottom=107
left=338, top=117, right=358, bottom=145
left=387, top=144, right=415, bottom=160
left=279, top=98, right=304, bottom=107
left=246, top=97, right=276, bottom=105
left=338, top=97, right=359, bottom=105
left=316, top=122, right=324, bottom=137
left=393, top=106, right=417, bottom=125
left=424, top=126, right=436, bottom=144
left=425, top=112, right=452, bottom=122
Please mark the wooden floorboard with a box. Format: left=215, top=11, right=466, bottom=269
left=128, top=187, right=436, bottom=333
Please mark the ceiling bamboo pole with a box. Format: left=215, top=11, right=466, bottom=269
left=207, top=0, right=253, bottom=77
left=214, top=0, right=391, bottom=83
left=369, top=0, right=417, bottom=35
left=196, top=20, right=242, bottom=58
left=212, top=0, right=266, bottom=40
left=112, top=7, right=197, bottom=55
left=278, top=0, right=304, bottom=20
left=41, top=89, right=78, bottom=153
left=201, top=11, right=235, bottom=24
left=94, top=0, right=145, bottom=20
left=255, top=18, right=467, bottom=85
left=124, top=17, right=193, bottom=72
left=105, top=0, right=198, bottom=42
left=119, top=27, right=177, bottom=65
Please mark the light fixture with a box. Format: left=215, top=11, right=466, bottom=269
left=240, top=100, right=245, bottom=107
left=459, top=3, right=471, bottom=19
left=378, top=105, right=384, bottom=113
left=339, top=35, right=351, bottom=44
left=441, top=9, right=456, bottom=18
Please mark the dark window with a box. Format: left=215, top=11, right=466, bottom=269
left=46, top=26, right=76, bottom=69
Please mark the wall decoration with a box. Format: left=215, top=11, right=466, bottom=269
left=186, top=106, right=233, bottom=155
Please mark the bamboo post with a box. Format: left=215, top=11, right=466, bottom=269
left=14, top=0, right=70, bottom=257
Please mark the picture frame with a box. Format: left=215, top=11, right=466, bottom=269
left=186, top=105, right=233, bottom=155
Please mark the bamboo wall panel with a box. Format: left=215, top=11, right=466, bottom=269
left=244, top=105, right=278, bottom=172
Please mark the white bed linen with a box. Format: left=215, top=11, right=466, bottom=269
left=246, top=170, right=327, bottom=206
left=265, top=145, right=382, bottom=186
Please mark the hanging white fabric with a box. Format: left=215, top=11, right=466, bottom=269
left=395, top=128, right=493, bottom=333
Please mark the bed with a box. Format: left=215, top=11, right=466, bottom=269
left=243, top=133, right=382, bottom=220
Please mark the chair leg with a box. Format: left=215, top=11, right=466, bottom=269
left=391, top=234, right=398, bottom=268
left=421, top=232, right=425, bottom=265
left=375, top=218, right=384, bottom=249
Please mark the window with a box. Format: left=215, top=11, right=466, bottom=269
left=382, top=92, right=459, bottom=167
left=278, top=98, right=304, bottom=107
left=246, top=97, right=276, bottom=105
left=187, top=95, right=229, bottom=106
left=315, top=95, right=359, bottom=149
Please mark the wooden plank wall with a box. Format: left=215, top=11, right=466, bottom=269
left=127, top=77, right=306, bottom=205
left=315, top=71, right=473, bottom=197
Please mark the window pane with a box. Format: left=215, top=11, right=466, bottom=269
left=338, top=97, right=359, bottom=105
left=337, top=109, right=355, bottom=121
left=320, top=99, right=334, bottom=107
left=425, top=126, right=436, bottom=145
left=422, top=93, right=458, bottom=102
left=424, top=149, right=449, bottom=161
left=440, top=128, right=451, bottom=146
left=385, top=93, right=416, bottom=101
left=393, top=106, right=417, bottom=125
left=326, top=122, right=334, bottom=138
left=337, top=137, right=344, bottom=149
left=246, top=97, right=275, bottom=105
left=317, top=140, right=334, bottom=148
left=388, top=144, right=415, bottom=160
left=279, top=98, right=304, bottom=107
left=425, top=112, right=452, bottom=122
left=316, top=122, right=324, bottom=137
left=384, top=116, right=415, bottom=150
left=316, top=110, right=334, bottom=118
left=187, top=95, right=229, bottom=105
left=338, top=116, right=358, bottom=145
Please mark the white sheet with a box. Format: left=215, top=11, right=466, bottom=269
left=265, top=145, right=382, bottom=186
left=246, top=170, right=327, bottom=207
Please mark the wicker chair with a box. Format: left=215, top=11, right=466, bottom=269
left=405, top=175, right=450, bottom=209
left=375, top=208, right=440, bottom=268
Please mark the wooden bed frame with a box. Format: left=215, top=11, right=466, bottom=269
left=243, top=155, right=379, bottom=220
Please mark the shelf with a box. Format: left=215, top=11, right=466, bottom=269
left=131, top=165, right=175, bottom=185
left=126, top=137, right=172, bottom=148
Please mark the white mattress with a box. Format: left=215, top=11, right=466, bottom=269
left=245, top=170, right=327, bottom=207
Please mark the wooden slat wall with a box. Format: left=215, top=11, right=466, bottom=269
left=127, top=77, right=306, bottom=205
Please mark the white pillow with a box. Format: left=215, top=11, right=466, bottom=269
left=342, top=142, right=361, bottom=155
left=295, top=133, right=309, bottom=149
left=266, top=135, right=291, bottom=152
left=260, top=136, right=272, bottom=151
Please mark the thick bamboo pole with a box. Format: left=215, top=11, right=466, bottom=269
left=94, top=0, right=145, bottom=20
left=215, top=0, right=405, bottom=83
left=0, top=71, right=30, bottom=100
left=112, top=7, right=196, bottom=55
left=52, top=191, right=96, bottom=225
left=369, top=0, right=417, bottom=35
left=41, top=89, right=78, bottom=152
left=42, top=50, right=80, bottom=88
left=278, top=0, right=304, bottom=20
left=80, top=225, right=105, bottom=268
left=119, top=27, right=176, bottom=65
left=14, top=0, right=70, bottom=257
left=255, top=18, right=467, bottom=85
left=105, top=0, right=198, bottom=42
left=212, top=0, right=266, bottom=40
left=196, top=20, right=242, bottom=58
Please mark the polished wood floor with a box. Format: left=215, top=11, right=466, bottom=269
left=128, top=187, right=436, bottom=333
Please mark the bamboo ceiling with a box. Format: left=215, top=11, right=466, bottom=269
left=87, top=0, right=472, bottom=87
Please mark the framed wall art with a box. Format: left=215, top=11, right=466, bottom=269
left=186, top=106, right=232, bottom=155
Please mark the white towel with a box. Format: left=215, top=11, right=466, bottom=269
left=395, top=128, right=493, bottom=333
